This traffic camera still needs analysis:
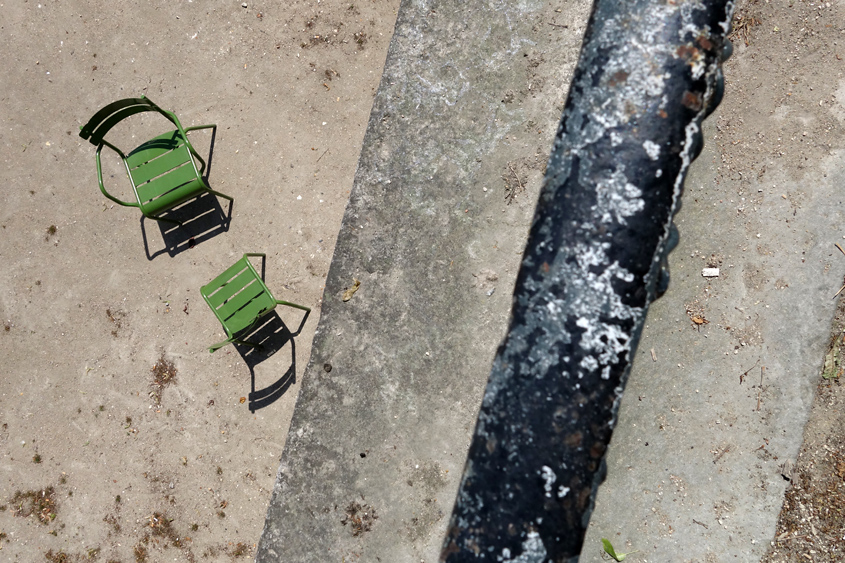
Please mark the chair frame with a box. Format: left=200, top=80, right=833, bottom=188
left=79, top=96, right=232, bottom=226
left=201, top=253, right=310, bottom=353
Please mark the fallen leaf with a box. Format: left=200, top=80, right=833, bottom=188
left=822, top=340, right=841, bottom=380
left=601, top=538, right=637, bottom=561
left=342, top=279, right=361, bottom=302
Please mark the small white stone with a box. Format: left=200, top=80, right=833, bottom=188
left=702, top=267, right=720, bottom=278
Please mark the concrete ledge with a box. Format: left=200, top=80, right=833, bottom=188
left=258, top=0, right=845, bottom=561
left=257, top=0, right=592, bottom=560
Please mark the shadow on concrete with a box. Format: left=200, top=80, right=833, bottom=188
left=141, top=192, right=232, bottom=260
left=233, top=310, right=310, bottom=413
left=141, top=126, right=233, bottom=260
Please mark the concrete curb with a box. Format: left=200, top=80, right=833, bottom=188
left=258, top=0, right=845, bottom=561
left=256, top=0, right=591, bottom=560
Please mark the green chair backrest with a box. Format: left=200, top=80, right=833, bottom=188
left=79, top=97, right=173, bottom=147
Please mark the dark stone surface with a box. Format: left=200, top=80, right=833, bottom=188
left=441, top=1, right=735, bottom=561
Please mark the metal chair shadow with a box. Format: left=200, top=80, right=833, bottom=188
left=232, top=309, right=309, bottom=413
left=141, top=191, right=232, bottom=260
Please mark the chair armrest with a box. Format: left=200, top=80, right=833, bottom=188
left=275, top=300, right=311, bottom=313
left=96, top=144, right=139, bottom=208
left=184, top=124, right=216, bottom=133
left=183, top=124, right=216, bottom=176
left=278, top=302, right=310, bottom=337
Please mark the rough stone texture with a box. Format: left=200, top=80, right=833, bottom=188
left=256, top=0, right=592, bottom=561
left=258, top=0, right=845, bottom=561
left=580, top=117, right=845, bottom=561
left=442, top=1, right=735, bottom=561
left=580, top=46, right=845, bottom=563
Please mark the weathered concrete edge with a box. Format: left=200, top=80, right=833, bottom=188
left=580, top=120, right=845, bottom=560
left=256, top=0, right=590, bottom=561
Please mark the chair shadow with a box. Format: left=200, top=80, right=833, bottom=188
left=141, top=192, right=232, bottom=260
left=141, top=125, right=233, bottom=260
left=232, top=308, right=310, bottom=413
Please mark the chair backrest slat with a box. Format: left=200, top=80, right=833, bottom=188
left=79, top=97, right=166, bottom=146
left=126, top=132, right=186, bottom=169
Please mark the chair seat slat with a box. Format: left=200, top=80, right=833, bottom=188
left=135, top=163, right=199, bottom=204
left=203, top=259, right=250, bottom=295
left=130, top=143, right=193, bottom=186
left=205, top=267, right=255, bottom=309
left=126, top=131, right=187, bottom=169
left=217, top=283, right=273, bottom=327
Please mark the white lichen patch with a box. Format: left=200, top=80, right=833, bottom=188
left=643, top=140, right=661, bottom=160
left=688, top=48, right=706, bottom=79
left=593, top=169, right=645, bottom=225
left=610, top=131, right=623, bottom=146
left=499, top=531, right=548, bottom=563
left=540, top=465, right=557, bottom=498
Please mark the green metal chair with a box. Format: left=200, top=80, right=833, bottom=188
left=79, top=96, right=232, bottom=226
left=201, top=253, right=311, bottom=353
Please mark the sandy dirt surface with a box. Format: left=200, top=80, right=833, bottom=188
left=721, top=0, right=845, bottom=560
left=2, top=0, right=844, bottom=561
left=761, top=297, right=845, bottom=562
left=0, top=0, right=398, bottom=561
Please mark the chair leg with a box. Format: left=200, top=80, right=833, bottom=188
left=209, top=333, right=262, bottom=353
left=148, top=214, right=184, bottom=227
left=207, top=188, right=234, bottom=203
left=233, top=338, right=262, bottom=350
left=209, top=337, right=235, bottom=353
left=277, top=301, right=311, bottom=337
